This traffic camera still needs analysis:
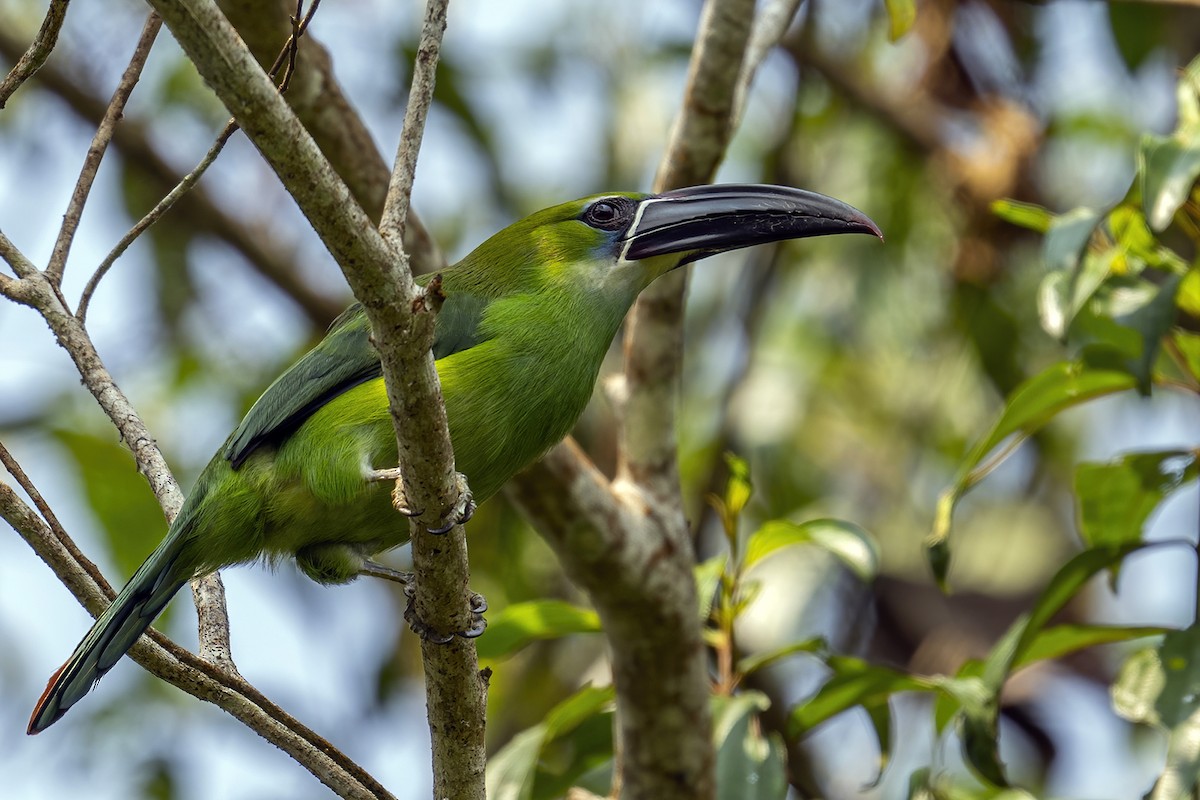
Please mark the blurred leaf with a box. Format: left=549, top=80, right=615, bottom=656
left=929, top=360, right=1137, bottom=585
left=745, top=519, right=879, bottom=581
left=1172, top=330, right=1200, bottom=383
left=1113, top=646, right=1166, bottom=725
left=530, top=711, right=614, bottom=800
left=1179, top=269, right=1200, bottom=319
left=696, top=554, right=727, bottom=622
left=1038, top=250, right=1114, bottom=340
left=1141, top=135, right=1200, bottom=233
left=713, top=692, right=788, bottom=800
left=1044, top=208, right=1102, bottom=274
left=736, top=637, right=826, bottom=679
left=991, top=199, right=1052, bottom=233
left=1017, top=624, right=1171, bottom=671
left=486, top=685, right=615, bottom=800
left=1074, top=273, right=1184, bottom=393
left=940, top=543, right=1167, bottom=785
left=1108, top=205, right=1188, bottom=275
left=1140, top=56, right=1200, bottom=231
left=53, top=429, right=166, bottom=577
left=864, top=700, right=892, bottom=787
left=984, top=543, right=1159, bottom=690
left=933, top=661, right=985, bottom=736
left=477, top=600, right=601, bottom=661
left=788, top=657, right=937, bottom=737
left=1111, top=624, right=1200, bottom=800
left=723, top=452, right=753, bottom=520
left=884, top=0, right=916, bottom=40
left=1109, top=4, right=1169, bottom=69
left=1075, top=451, right=1198, bottom=573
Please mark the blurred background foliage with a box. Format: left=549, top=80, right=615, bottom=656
left=1, top=0, right=1199, bottom=798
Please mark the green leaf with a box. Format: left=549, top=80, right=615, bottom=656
left=884, top=0, right=916, bottom=40
left=736, top=637, right=827, bottom=678
left=990, top=199, right=1053, bottom=233
left=864, top=700, right=893, bottom=787
left=723, top=452, right=753, bottom=520
left=990, top=543, right=1160, bottom=688
left=53, top=428, right=167, bottom=577
left=1140, top=56, right=1200, bottom=231
left=929, top=360, right=1137, bottom=585
left=713, top=692, right=788, bottom=800
left=1038, top=249, right=1114, bottom=340
left=1044, top=208, right=1102, bottom=274
left=1172, top=330, right=1200, bottom=384
left=1112, top=646, right=1165, bottom=725
left=695, top=554, right=728, bottom=622
left=788, top=657, right=938, bottom=737
left=1179, top=269, right=1200, bottom=319
left=933, top=661, right=985, bottom=736
left=486, top=685, right=615, bottom=800
left=946, top=543, right=1171, bottom=785
left=1111, top=623, right=1200, bottom=800
left=488, top=725, right=548, bottom=800
left=1074, top=451, right=1198, bottom=574
left=1017, top=624, right=1171, bottom=671
left=1071, top=273, right=1185, bottom=393
left=745, top=519, right=879, bottom=581
left=476, top=600, right=601, bottom=661
left=1141, top=133, right=1200, bottom=232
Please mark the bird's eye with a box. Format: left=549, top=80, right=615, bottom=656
left=582, top=197, right=633, bottom=231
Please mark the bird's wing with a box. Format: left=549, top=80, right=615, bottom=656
left=224, top=291, right=490, bottom=469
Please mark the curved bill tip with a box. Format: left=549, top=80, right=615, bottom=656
left=624, top=183, right=883, bottom=262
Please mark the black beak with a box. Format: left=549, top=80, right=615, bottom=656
left=623, top=184, right=882, bottom=264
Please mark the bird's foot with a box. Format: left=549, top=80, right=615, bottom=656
left=402, top=581, right=489, bottom=643
left=427, top=472, right=476, bottom=535
left=366, top=467, right=422, bottom=517
left=358, top=560, right=413, bottom=585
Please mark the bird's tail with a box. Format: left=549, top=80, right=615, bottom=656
left=27, top=518, right=193, bottom=735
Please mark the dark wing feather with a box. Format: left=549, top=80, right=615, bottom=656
left=224, top=290, right=491, bottom=469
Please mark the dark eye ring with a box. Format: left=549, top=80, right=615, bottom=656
left=583, top=197, right=632, bottom=231
left=590, top=201, right=618, bottom=223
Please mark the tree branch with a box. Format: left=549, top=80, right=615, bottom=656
left=375, top=3, right=488, bottom=798
left=0, top=0, right=70, bottom=109
left=618, top=0, right=755, bottom=502
left=46, top=12, right=161, bottom=286
left=507, top=2, right=763, bottom=797
left=143, top=2, right=484, bottom=797
left=0, top=25, right=345, bottom=327
left=0, top=477, right=394, bottom=800
left=216, top=0, right=445, bottom=275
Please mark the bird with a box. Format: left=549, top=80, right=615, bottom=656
left=28, top=183, right=880, bottom=734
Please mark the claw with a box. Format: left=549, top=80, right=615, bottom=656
left=366, top=467, right=423, bottom=517
left=401, top=581, right=489, bottom=642
left=426, top=472, right=475, bottom=535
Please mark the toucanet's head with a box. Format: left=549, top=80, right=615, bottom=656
left=454, top=184, right=881, bottom=297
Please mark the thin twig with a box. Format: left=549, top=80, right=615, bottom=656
left=78, top=121, right=237, bottom=322
left=76, top=1, right=323, bottom=321
left=378, top=0, right=448, bottom=245
left=0, top=481, right=396, bottom=800
left=0, top=228, right=38, bottom=278
left=0, top=441, right=73, bottom=548
left=0, top=0, right=70, bottom=109
left=0, top=27, right=342, bottom=327
left=46, top=13, right=161, bottom=286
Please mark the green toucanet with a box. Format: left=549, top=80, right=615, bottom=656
left=28, top=184, right=880, bottom=733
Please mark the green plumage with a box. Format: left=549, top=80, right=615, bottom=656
left=30, top=184, right=879, bottom=733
